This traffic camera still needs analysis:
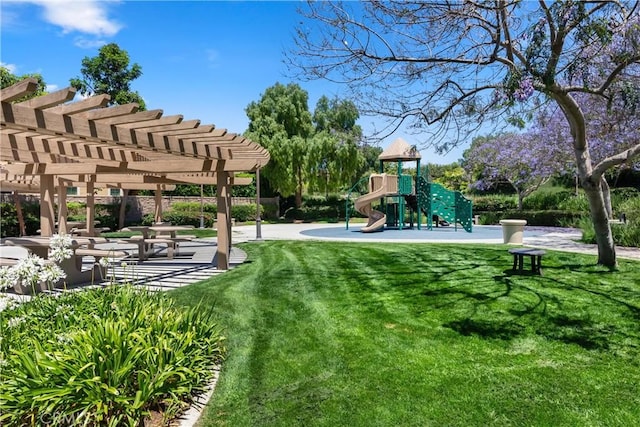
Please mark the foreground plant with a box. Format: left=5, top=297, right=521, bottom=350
left=0, top=285, right=225, bottom=426
left=0, top=254, right=66, bottom=294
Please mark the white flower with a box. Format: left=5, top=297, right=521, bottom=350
left=50, top=233, right=73, bottom=250
left=49, top=246, right=73, bottom=263
left=0, top=267, right=14, bottom=291
left=4, top=254, right=65, bottom=288
left=7, top=316, right=26, bottom=328
left=49, top=233, right=73, bottom=262
left=99, top=257, right=110, bottom=268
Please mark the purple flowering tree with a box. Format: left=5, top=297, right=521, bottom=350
left=464, top=132, right=571, bottom=210
left=291, top=1, right=640, bottom=266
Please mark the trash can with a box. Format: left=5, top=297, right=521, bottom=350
left=499, top=219, right=527, bottom=244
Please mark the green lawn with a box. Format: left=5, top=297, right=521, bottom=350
left=171, top=242, right=640, bottom=427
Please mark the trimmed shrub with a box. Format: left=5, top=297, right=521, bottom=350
left=476, top=210, right=584, bottom=227
left=231, top=204, right=257, bottom=222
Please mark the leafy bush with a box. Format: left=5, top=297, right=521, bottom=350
left=557, top=193, right=589, bottom=212
left=522, top=190, right=576, bottom=211
left=283, top=207, right=304, bottom=221
left=95, top=203, right=121, bottom=232
left=66, top=201, right=85, bottom=218
left=260, top=204, right=279, bottom=220
left=0, top=286, right=225, bottom=426
left=231, top=204, right=257, bottom=222
left=166, top=201, right=214, bottom=213
left=160, top=211, right=215, bottom=227
left=579, top=216, right=640, bottom=248
left=470, top=195, right=518, bottom=212
left=0, top=201, right=40, bottom=237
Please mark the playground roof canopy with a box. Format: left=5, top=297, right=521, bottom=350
left=378, top=137, right=421, bottom=161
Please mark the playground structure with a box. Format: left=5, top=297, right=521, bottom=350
left=347, top=138, right=473, bottom=233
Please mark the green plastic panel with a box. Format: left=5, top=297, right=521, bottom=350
left=416, top=176, right=473, bottom=233
left=398, top=175, right=413, bottom=196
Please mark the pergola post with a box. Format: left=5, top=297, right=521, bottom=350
left=85, top=177, right=95, bottom=236
left=154, top=185, right=163, bottom=223
left=216, top=163, right=230, bottom=270
left=39, top=174, right=56, bottom=237
left=118, top=189, right=128, bottom=230
left=13, top=191, right=26, bottom=236
left=57, top=177, right=69, bottom=234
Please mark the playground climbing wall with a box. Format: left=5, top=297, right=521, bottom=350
left=416, top=176, right=473, bottom=232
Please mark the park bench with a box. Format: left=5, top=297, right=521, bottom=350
left=508, top=248, right=546, bottom=275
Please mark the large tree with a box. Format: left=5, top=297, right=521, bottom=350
left=463, top=133, right=571, bottom=210
left=307, top=96, right=365, bottom=195
left=246, top=84, right=367, bottom=206
left=291, top=1, right=640, bottom=266
left=70, top=43, right=146, bottom=109
left=1, top=66, right=47, bottom=101
left=245, top=82, right=314, bottom=208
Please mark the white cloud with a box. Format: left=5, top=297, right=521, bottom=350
left=73, top=36, right=107, bottom=49
left=30, top=0, right=122, bottom=37
left=1, top=62, right=18, bottom=73
left=45, top=84, right=59, bottom=92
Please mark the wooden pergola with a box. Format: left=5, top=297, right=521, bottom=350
left=0, top=78, right=269, bottom=270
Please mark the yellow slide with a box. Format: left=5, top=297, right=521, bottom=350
left=354, top=174, right=396, bottom=233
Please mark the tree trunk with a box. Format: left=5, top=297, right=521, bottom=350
left=600, top=176, right=613, bottom=219
left=553, top=91, right=616, bottom=267
left=295, top=188, right=303, bottom=209
left=583, top=178, right=616, bottom=266
left=295, top=165, right=303, bottom=208
left=517, top=192, right=524, bottom=211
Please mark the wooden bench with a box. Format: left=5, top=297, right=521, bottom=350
left=508, top=248, right=546, bottom=275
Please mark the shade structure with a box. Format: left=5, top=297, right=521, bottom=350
left=1, top=78, right=270, bottom=270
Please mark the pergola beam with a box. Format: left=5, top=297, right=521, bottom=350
left=16, top=87, right=77, bottom=109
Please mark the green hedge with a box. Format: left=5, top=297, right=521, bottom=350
left=477, top=210, right=585, bottom=227
left=142, top=203, right=271, bottom=226
left=470, top=195, right=518, bottom=212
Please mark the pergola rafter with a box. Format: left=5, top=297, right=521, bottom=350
left=0, top=78, right=269, bottom=269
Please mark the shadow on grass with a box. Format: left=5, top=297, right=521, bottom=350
left=420, top=263, right=639, bottom=352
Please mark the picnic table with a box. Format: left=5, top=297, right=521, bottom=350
left=2, top=236, right=127, bottom=289
left=118, top=225, right=195, bottom=262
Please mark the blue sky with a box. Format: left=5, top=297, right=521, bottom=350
left=1, top=0, right=465, bottom=164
